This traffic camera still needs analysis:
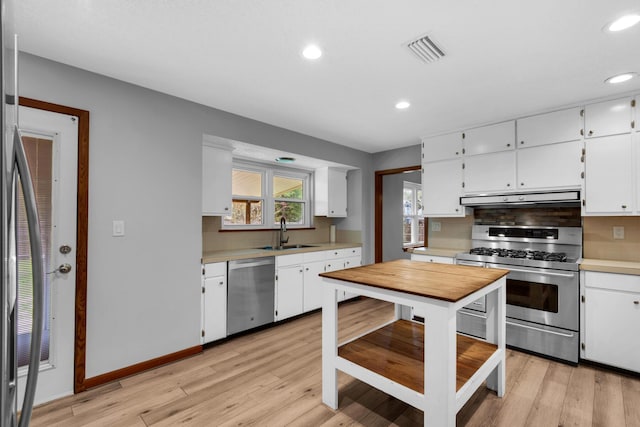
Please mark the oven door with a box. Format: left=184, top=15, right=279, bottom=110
left=486, top=263, right=578, bottom=331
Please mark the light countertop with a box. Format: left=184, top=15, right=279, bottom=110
left=203, top=242, right=362, bottom=264
left=580, top=259, right=640, bottom=276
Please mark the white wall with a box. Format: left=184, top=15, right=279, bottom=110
left=19, top=53, right=373, bottom=377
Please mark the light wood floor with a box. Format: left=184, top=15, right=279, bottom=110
left=30, top=298, right=640, bottom=426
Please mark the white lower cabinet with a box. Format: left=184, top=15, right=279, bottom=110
left=582, top=271, right=640, bottom=373
left=303, top=260, right=326, bottom=312
left=202, top=262, right=227, bottom=344
left=275, top=254, right=305, bottom=321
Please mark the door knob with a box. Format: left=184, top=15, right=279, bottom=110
left=49, top=264, right=72, bottom=274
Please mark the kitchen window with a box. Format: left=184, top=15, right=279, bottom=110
left=403, top=181, right=424, bottom=246
left=223, top=161, right=311, bottom=229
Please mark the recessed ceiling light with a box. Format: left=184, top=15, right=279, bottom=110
left=395, top=101, right=411, bottom=110
left=302, top=45, right=322, bottom=60
left=607, top=14, right=640, bottom=32
left=605, top=72, right=638, bottom=84
left=276, top=156, right=296, bottom=163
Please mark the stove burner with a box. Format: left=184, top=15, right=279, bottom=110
left=469, top=247, right=567, bottom=262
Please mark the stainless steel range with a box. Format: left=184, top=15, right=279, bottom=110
left=456, top=225, right=582, bottom=364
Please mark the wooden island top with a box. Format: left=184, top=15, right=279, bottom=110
left=319, top=258, right=508, bottom=302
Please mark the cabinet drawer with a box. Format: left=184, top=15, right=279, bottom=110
left=339, top=247, right=361, bottom=258
left=584, top=271, right=640, bottom=293
left=303, top=250, right=327, bottom=263
left=204, top=262, right=227, bottom=278
left=411, top=254, right=454, bottom=264
left=325, top=249, right=344, bottom=260
left=276, top=253, right=305, bottom=268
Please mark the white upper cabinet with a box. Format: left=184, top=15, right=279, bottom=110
left=516, top=140, right=582, bottom=191
left=315, top=167, right=347, bottom=217
left=516, top=107, right=583, bottom=148
left=584, top=97, right=634, bottom=138
left=463, top=151, right=516, bottom=194
left=583, top=134, right=634, bottom=215
left=422, top=132, right=463, bottom=162
left=202, top=140, right=233, bottom=216
left=463, top=121, right=516, bottom=156
left=422, top=158, right=466, bottom=216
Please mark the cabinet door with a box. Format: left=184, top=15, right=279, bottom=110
left=584, top=134, right=633, bottom=214
left=342, top=255, right=362, bottom=300
left=202, top=275, right=227, bottom=343
left=585, top=287, right=640, bottom=373
left=516, top=107, right=583, bottom=148
left=464, top=151, right=516, bottom=194
left=327, top=169, right=347, bottom=217
left=585, top=97, right=633, bottom=138
left=422, top=159, right=464, bottom=216
left=202, top=145, right=232, bottom=216
left=303, top=261, right=326, bottom=312
left=275, top=265, right=304, bottom=321
left=463, top=121, right=515, bottom=155
left=517, top=140, right=582, bottom=190
left=324, top=260, right=347, bottom=302
left=422, top=132, right=463, bottom=162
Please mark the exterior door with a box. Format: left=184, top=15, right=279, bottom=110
left=17, top=106, right=78, bottom=405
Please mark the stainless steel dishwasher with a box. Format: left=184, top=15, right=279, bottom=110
left=227, top=257, right=275, bottom=335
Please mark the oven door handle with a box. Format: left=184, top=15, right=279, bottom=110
left=489, top=266, right=577, bottom=278
left=506, top=321, right=576, bottom=338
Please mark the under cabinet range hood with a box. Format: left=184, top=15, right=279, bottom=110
left=460, top=191, right=581, bottom=207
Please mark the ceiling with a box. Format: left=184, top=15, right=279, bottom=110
left=15, top=1, right=640, bottom=154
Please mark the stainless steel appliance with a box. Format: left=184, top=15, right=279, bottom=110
left=227, top=257, right=275, bottom=335
left=2, top=1, right=47, bottom=425
left=456, top=225, right=582, bottom=363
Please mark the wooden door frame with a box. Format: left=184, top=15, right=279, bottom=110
left=374, top=165, right=423, bottom=263
left=19, top=97, right=90, bottom=393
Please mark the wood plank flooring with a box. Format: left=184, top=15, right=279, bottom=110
left=29, top=298, right=640, bottom=426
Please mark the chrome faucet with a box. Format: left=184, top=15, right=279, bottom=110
left=279, top=217, right=289, bottom=248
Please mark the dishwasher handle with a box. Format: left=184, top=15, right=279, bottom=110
left=229, top=258, right=275, bottom=270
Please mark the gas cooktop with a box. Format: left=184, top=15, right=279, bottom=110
left=468, top=247, right=568, bottom=262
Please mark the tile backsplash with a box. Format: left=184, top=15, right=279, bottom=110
left=203, top=216, right=343, bottom=253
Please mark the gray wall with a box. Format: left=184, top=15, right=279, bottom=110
left=20, top=53, right=373, bottom=378
left=372, top=144, right=421, bottom=171
left=382, top=171, right=421, bottom=261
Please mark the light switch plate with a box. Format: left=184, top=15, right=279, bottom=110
left=113, top=220, right=125, bottom=237
left=613, top=226, right=624, bottom=240
left=431, top=221, right=441, bottom=232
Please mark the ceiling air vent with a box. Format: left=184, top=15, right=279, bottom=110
left=406, top=35, right=445, bottom=64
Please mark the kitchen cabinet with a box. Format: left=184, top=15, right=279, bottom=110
left=303, top=260, right=326, bottom=312
left=583, top=134, right=634, bottom=215
left=202, top=262, right=227, bottom=344
left=582, top=271, right=640, bottom=373
left=422, top=132, right=463, bottom=162
left=463, top=151, right=516, bottom=194
left=584, top=97, right=634, bottom=138
left=422, top=158, right=467, bottom=217
left=202, top=140, right=233, bottom=216
left=463, top=121, right=515, bottom=156
left=516, top=107, right=583, bottom=148
left=516, top=140, right=582, bottom=191
left=325, top=247, right=362, bottom=302
left=275, top=254, right=304, bottom=321
left=315, top=167, right=347, bottom=217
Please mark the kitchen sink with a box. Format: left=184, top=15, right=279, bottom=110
left=257, top=244, right=317, bottom=251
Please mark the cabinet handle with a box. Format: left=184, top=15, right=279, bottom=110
left=634, top=301, right=639, bottom=305
left=507, top=143, right=511, bottom=147
left=224, top=207, right=229, bottom=211
left=622, top=205, right=627, bottom=209
left=305, top=267, right=309, bottom=271
left=520, top=141, right=524, bottom=145
left=506, top=183, right=511, bottom=187
left=588, top=130, right=593, bottom=136
left=455, top=151, right=459, bottom=155
left=520, top=182, right=525, bottom=186
left=219, top=281, right=223, bottom=285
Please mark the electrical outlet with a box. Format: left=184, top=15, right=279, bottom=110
left=431, top=221, right=441, bottom=232
left=613, top=226, right=625, bottom=240
left=113, top=220, right=125, bottom=237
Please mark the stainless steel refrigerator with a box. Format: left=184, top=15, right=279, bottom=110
left=1, top=0, right=46, bottom=425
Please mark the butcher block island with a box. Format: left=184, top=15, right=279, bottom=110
left=320, top=259, right=509, bottom=426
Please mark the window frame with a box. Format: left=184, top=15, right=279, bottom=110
left=402, top=181, right=424, bottom=247
left=223, top=160, right=313, bottom=230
